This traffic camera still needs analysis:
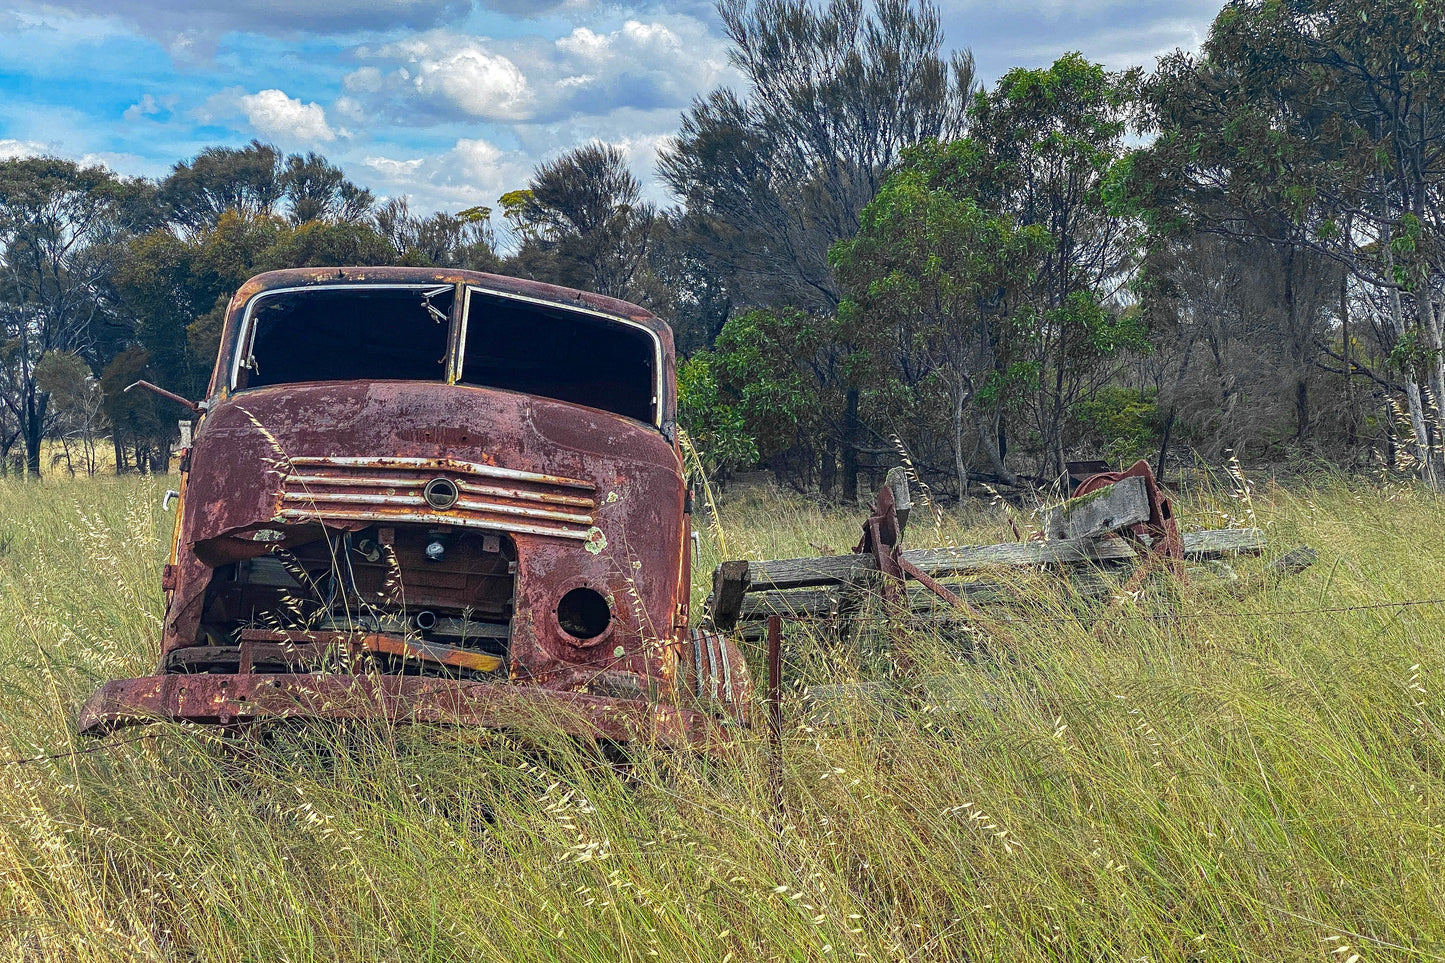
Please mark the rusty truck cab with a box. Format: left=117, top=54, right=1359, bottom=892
left=80, top=267, right=749, bottom=744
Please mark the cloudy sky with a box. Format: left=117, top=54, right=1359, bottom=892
left=0, top=0, right=1225, bottom=214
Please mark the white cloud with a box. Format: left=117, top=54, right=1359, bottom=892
left=333, top=96, right=367, bottom=122
left=422, top=47, right=533, bottom=120
left=122, top=92, right=178, bottom=122
left=238, top=89, right=337, bottom=144
left=344, top=15, right=736, bottom=126
left=362, top=136, right=531, bottom=214
left=344, top=66, right=385, bottom=94
left=0, top=138, right=47, bottom=160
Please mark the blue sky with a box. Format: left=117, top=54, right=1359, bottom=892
left=0, top=0, right=1225, bottom=213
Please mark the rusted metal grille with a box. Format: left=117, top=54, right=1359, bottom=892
left=276, top=455, right=597, bottom=541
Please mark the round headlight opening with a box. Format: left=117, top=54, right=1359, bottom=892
left=557, top=587, right=611, bottom=641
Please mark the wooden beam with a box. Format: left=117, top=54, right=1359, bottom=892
left=741, top=588, right=839, bottom=620
left=740, top=528, right=1266, bottom=591
left=1042, top=476, right=1150, bottom=541
left=1267, top=545, right=1318, bottom=576
left=884, top=466, right=912, bottom=542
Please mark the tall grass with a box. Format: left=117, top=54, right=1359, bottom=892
left=0, top=475, right=1442, bottom=961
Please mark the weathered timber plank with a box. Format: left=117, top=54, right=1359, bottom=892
left=1267, top=545, right=1318, bottom=576
left=741, top=588, right=839, bottom=620
left=737, top=580, right=1028, bottom=621
left=1043, top=476, right=1150, bottom=541
left=742, top=528, right=1265, bottom=591
left=709, top=559, right=751, bottom=631
left=746, top=554, right=875, bottom=591
left=884, top=466, right=913, bottom=539
left=1181, top=528, right=1266, bottom=557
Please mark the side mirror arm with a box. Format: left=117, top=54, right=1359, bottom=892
left=125, top=380, right=208, bottom=415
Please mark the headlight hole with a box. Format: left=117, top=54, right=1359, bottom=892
left=557, top=587, right=611, bottom=640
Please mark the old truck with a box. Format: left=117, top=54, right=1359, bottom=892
left=79, top=267, right=752, bottom=745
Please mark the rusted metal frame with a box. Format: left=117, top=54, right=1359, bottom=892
left=165, top=638, right=355, bottom=673
left=78, top=674, right=722, bottom=747
left=1072, top=459, right=1187, bottom=585
left=894, top=556, right=987, bottom=621
left=444, top=281, right=466, bottom=384
left=854, top=483, right=914, bottom=666
left=170, top=629, right=504, bottom=675
left=356, top=634, right=503, bottom=673
left=125, top=380, right=205, bottom=414
left=92, top=267, right=708, bottom=747
left=684, top=627, right=751, bottom=728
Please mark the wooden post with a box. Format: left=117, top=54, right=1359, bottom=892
left=709, top=560, right=751, bottom=631
left=884, top=466, right=912, bottom=542
left=767, top=615, right=784, bottom=814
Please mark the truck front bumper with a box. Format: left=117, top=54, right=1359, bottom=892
left=78, top=673, right=722, bottom=747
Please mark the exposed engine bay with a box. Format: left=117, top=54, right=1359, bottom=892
left=178, top=524, right=515, bottom=678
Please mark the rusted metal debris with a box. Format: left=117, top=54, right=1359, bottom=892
left=80, top=267, right=751, bottom=746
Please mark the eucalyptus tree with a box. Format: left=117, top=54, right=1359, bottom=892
left=279, top=152, right=374, bottom=225
left=504, top=144, right=656, bottom=303
left=1131, top=0, right=1445, bottom=482
left=661, top=0, right=975, bottom=316
left=966, top=54, right=1146, bottom=479
left=159, top=141, right=286, bottom=233
left=0, top=158, right=146, bottom=475
left=725, top=54, right=1148, bottom=492
left=662, top=0, right=974, bottom=498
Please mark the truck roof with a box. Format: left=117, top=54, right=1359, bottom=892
left=229, top=266, right=673, bottom=340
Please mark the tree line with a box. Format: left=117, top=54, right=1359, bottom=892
left=2, top=0, right=1442, bottom=496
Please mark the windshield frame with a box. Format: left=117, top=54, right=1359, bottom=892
left=229, top=281, right=665, bottom=428
left=457, top=284, right=664, bottom=428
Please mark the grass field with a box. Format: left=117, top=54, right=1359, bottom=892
left=0, top=474, right=1441, bottom=961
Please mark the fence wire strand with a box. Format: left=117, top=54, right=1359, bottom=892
left=1, top=730, right=158, bottom=768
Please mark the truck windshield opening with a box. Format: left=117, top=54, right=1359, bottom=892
left=241, top=286, right=453, bottom=388
left=460, top=289, right=656, bottom=423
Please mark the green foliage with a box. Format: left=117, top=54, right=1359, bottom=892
left=32, top=351, right=93, bottom=412
left=1387, top=328, right=1439, bottom=381
left=0, top=156, right=148, bottom=473
left=829, top=54, right=1146, bottom=482
left=676, top=353, right=758, bottom=471
left=258, top=218, right=399, bottom=270
left=707, top=308, right=831, bottom=464
left=99, top=347, right=171, bottom=467
left=1072, top=385, right=1160, bottom=461
left=504, top=145, right=655, bottom=301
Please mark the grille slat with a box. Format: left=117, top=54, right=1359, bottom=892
left=278, top=456, right=598, bottom=541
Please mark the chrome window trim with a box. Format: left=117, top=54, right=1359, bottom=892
left=230, top=283, right=450, bottom=392
left=230, top=282, right=666, bottom=428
